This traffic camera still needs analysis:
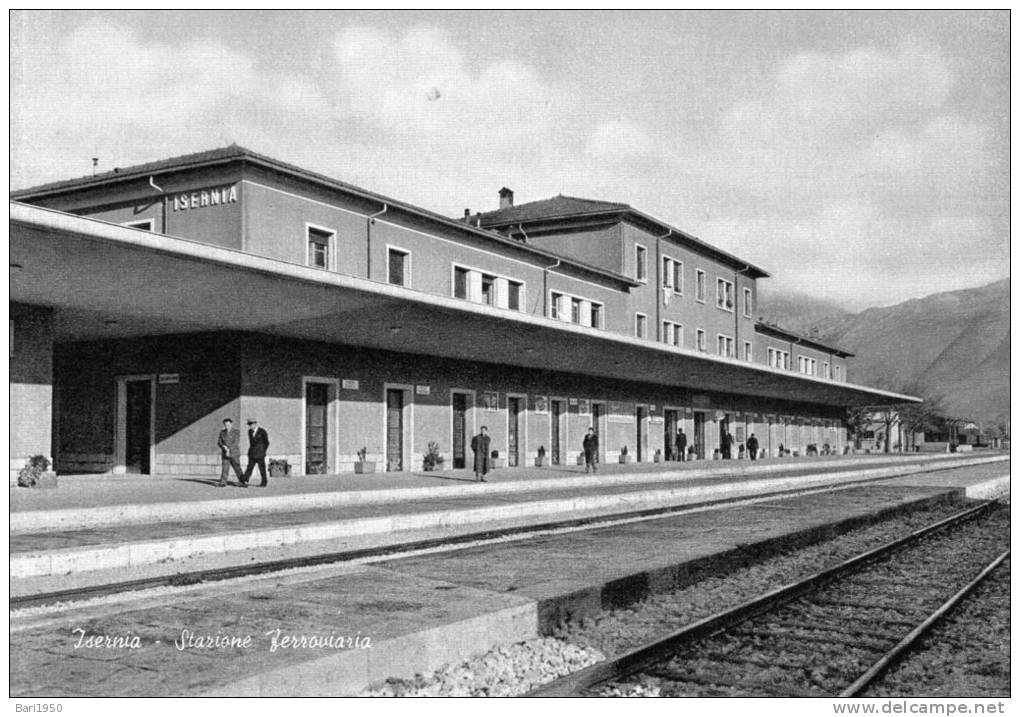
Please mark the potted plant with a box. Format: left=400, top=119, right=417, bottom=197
left=490, top=449, right=505, bottom=469
left=268, top=458, right=291, bottom=477
left=355, top=447, right=376, bottom=474
left=712, top=448, right=721, bottom=460
left=422, top=441, right=445, bottom=471
left=653, top=448, right=662, bottom=463
left=619, top=445, right=632, bottom=464
left=535, top=445, right=546, bottom=467
left=16, top=455, right=57, bottom=489
left=688, top=445, right=697, bottom=461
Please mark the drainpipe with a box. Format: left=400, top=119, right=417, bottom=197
left=517, top=223, right=529, bottom=243
left=655, top=230, right=671, bottom=342
left=734, top=264, right=750, bottom=359
left=149, top=176, right=166, bottom=233
left=542, top=259, right=561, bottom=317
left=366, top=204, right=388, bottom=279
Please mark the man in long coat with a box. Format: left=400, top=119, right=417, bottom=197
left=746, top=433, right=760, bottom=461
left=243, top=418, right=271, bottom=487
left=471, top=426, right=491, bottom=482
left=582, top=427, right=599, bottom=473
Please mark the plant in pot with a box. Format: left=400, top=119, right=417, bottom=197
left=17, top=455, right=57, bottom=489
left=619, top=445, right=631, bottom=464
left=490, top=449, right=505, bottom=469
left=268, top=458, right=291, bottom=478
left=535, top=445, right=546, bottom=467
left=355, top=447, right=376, bottom=474
left=422, top=441, right=444, bottom=471
left=653, top=448, right=662, bottom=463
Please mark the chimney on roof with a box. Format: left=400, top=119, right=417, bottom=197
left=463, top=208, right=471, bottom=221
left=498, top=187, right=514, bottom=209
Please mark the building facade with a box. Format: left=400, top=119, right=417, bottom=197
left=10, top=146, right=910, bottom=480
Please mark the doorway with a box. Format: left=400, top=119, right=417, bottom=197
left=636, top=405, right=648, bottom=461
left=591, top=402, right=607, bottom=463
left=693, top=411, right=706, bottom=459
left=507, top=396, right=522, bottom=467
left=550, top=399, right=565, bottom=465
left=305, top=382, right=329, bottom=474
left=116, top=375, right=155, bottom=475
left=452, top=392, right=469, bottom=469
left=719, top=415, right=731, bottom=458
left=386, top=388, right=405, bottom=471
left=125, top=379, right=153, bottom=474
left=664, top=409, right=679, bottom=460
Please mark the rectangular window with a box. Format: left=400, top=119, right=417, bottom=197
left=388, top=248, right=408, bottom=286
left=824, top=362, right=831, bottom=379
left=571, top=298, right=582, bottom=323
left=635, top=245, right=647, bottom=282
left=307, top=226, right=332, bottom=269
left=635, top=313, right=647, bottom=339
left=744, top=341, right=752, bottom=362
left=716, top=278, right=734, bottom=310
left=695, top=270, right=706, bottom=302
left=662, top=257, right=672, bottom=288
left=481, top=274, right=495, bottom=305
left=743, top=287, right=753, bottom=318
left=835, top=365, right=842, bottom=381
left=454, top=267, right=469, bottom=299
left=508, top=281, right=522, bottom=311
left=717, top=334, right=734, bottom=358
left=590, top=303, right=603, bottom=329
left=662, top=321, right=683, bottom=347
left=673, top=260, right=683, bottom=294
left=550, top=292, right=563, bottom=319
left=696, top=329, right=706, bottom=352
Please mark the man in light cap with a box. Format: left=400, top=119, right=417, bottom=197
left=243, top=418, right=271, bottom=487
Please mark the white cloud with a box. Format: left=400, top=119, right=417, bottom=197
left=586, top=120, right=657, bottom=161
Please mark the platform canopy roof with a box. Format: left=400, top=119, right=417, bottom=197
left=10, top=202, right=919, bottom=409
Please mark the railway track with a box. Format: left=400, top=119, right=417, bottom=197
left=530, top=500, right=1009, bottom=697
left=13, top=464, right=980, bottom=611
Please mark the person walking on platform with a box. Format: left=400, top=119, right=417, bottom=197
left=217, top=418, right=244, bottom=487
left=675, top=428, right=687, bottom=462
left=747, top=433, right=759, bottom=461
left=582, top=427, right=599, bottom=473
left=243, top=418, right=271, bottom=487
left=471, top=426, right=491, bottom=482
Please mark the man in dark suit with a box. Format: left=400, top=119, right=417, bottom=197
left=217, top=418, right=244, bottom=487
left=243, top=418, right=271, bottom=487
left=471, top=426, right=491, bottom=482
left=676, top=428, right=688, bottom=462
left=747, top=433, right=760, bottom=461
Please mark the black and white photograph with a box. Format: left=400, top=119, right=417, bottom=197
left=8, top=9, right=1010, bottom=707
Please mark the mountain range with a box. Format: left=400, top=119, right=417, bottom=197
left=758, top=278, right=1010, bottom=424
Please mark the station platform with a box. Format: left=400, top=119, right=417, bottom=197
left=10, top=453, right=1009, bottom=598
left=9, top=459, right=1009, bottom=697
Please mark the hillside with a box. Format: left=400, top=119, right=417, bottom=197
left=759, top=279, right=1010, bottom=423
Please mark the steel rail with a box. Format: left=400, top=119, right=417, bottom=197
left=840, top=548, right=1010, bottom=697
left=11, top=466, right=972, bottom=610
left=527, top=500, right=998, bottom=696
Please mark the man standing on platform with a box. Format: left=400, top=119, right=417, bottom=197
left=676, top=428, right=687, bottom=462
left=243, top=418, right=271, bottom=487
left=217, top=418, right=244, bottom=487
left=582, top=427, right=599, bottom=473
left=747, top=433, right=759, bottom=461
left=471, top=426, right=491, bottom=482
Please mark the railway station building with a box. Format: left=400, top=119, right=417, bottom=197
left=9, top=146, right=916, bottom=481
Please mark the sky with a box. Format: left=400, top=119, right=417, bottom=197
left=9, top=10, right=1010, bottom=310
